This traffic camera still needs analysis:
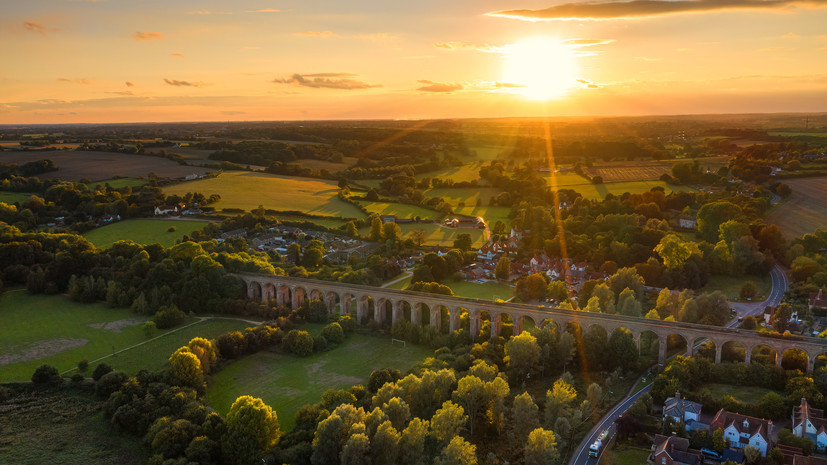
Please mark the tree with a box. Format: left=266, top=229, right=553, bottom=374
left=371, top=421, right=400, bottom=464
left=435, top=436, right=477, bottom=465
left=452, top=376, right=485, bottom=435
left=607, top=267, right=645, bottom=299
left=409, top=228, right=426, bottom=247
left=495, top=256, right=511, bottom=281
left=697, top=201, right=743, bottom=242
left=771, top=303, right=793, bottom=332
left=222, top=396, right=281, bottom=465
left=398, top=417, right=429, bottom=465
left=341, top=432, right=371, bottom=465
left=284, top=329, right=314, bottom=356
left=712, top=428, right=726, bottom=452
left=608, top=328, right=638, bottom=371
left=515, top=273, right=547, bottom=302
left=591, top=283, right=616, bottom=314
left=370, top=216, right=383, bottom=241
left=311, top=413, right=345, bottom=465
left=587, top=383, right=604, bottom=410
left=739, top=281, right=757, bottom=301
left=505, top=332, right=541, bottom=381
left=512, top=392, right=540, bottom=442
left=169, top=347, right=204, bottom=387
left=92, top=362, right=113, bottom=381
left=453, top=233, right=473, bottom=252
left=546, top=280, right=568, bottom=303
left=383, top=397, right=412, bottom=431
left=430, top=401, right=467, bottom=445
left=187, top=337, right=217, bottom=374
left=31, top=364, right=60, bottom=384
left=655, top=288, right=679, bottom=319
left=544, top=378, right=577, bottom=427
left=524, top=428, right=558, bottom=465
left=655, top=234, right=701, bottom=270
left=383, top=222, right=401, bottom=242
left=617, top=288, right=642, bottom=317
left=743, top=445, right=761, bottom=465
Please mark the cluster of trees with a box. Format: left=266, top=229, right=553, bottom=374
left=0, top=158, right=57, bottom=178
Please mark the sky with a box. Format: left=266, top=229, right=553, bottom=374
left=1, top=0, right=826, bottom=123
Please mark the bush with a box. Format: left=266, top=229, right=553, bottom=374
left=321, top=322, right=345, bottom=344
left=283, top=330, right=314, bottom=357
left=313, top=335, right=328, bottom=352
left=78, top=359, right=89, bottom=373
left=167, top=226, right=177, bottom=232
left=154, top=305, right=187, bottom=329
left=31, top=364, right=60, bottom=385
left=92, top=362, right=113, bottom=381
left=338, top=314, right=356, bottom=333
left=0, top=386, right=12, bottom=402
left=739, top=282, right=757, bottom=300
left=71, top=373, right=85, bottom=383
left=143, top=321, right=158, bottom=338
left=95, top=371, right=128, bottom=398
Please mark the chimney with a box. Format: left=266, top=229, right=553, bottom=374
left=676, top=392, right=681, bottom=399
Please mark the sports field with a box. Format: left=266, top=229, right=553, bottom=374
left=83, top=219, right=211, bottom=249
left=164, top=171, right=365, bottom=218
left=0, top=290, right=251, bottom=381
left=766, top=176, right=827, bottom=238
left=206, top=333, right=431, bottom=430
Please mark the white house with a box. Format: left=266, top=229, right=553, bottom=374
left=792, top=398, right=827, bottom=451
left=710, top=409, right=772, bottom=456
left=663, top=392, right=703, bottom=424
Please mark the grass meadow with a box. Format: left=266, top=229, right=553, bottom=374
left=386, top=276, right=513, bottom=301
left=360, top=223, right=486, bottom=247
left=766, top=176, right=827, bottom=238
left=356, top=200, right=442, bottom=220
left=83, top=219, right=211, bottom=249
left=701, top=383, right=780, bottom=404
left=86, top=177, right=147, bottom=190
left=0, top=191, right=32, bottom=204
left=164, top=171, right=364, bottom=218
left=699, top=274, right=772, bottom=302
left=206, top=333, right=432, bottom=430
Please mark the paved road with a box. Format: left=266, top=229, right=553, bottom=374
left=569, top=265, right=789, bottom=465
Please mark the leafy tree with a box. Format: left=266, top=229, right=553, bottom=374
left=284, top=329, right=314, bottom=356
left=743, top=445, right=761, bottom=465
left=617, top=288, right=642, bottom=317
left=524, top=428, right=558, bottom=465
left=142, top=321, right=157, bottom=338
left=591, top=283, right=615, bottom=314
left=92, top=362, right=113, bottom=381
left=544, top=378, right=577, bottom=427
left=430, top=401, right=467, bottom=445
left=341, top=432, right=371, bottom=465
left=512, top=392, right=540, bottom=442
left=584, top=296, right=601, bottom=313
left=505, top=332, right=541, bottom=381
left=453, top=233, right=473, bottom=252
left=697, top=201, right=743, bottom=242
left=187, top=337, right=217, bottom=374
left=371, top=420, right=401, bottom=464
left=398, top=417, right=429, bottom=465
left=435, top=436, right=477, bottom=465
left=607, top=267, right=645, bottom=299
left=655, top=234, right=701, bottom=270
left=739, top=281, right=757, bottom=300
left=31, top=364, right=60, bottom=384
left=771, top=303, right=793, bottom=332
left=383, top=397, right=412, bottom=431
left=222, top=396, right=281, bottom=465
left=411, top=264, right=435, bottom=284
left=409, top=228, right=426, bottom=247
left=655, top=287, right=679, bottom=319
left=169, top=347, right=204, bottom=387
left=608, top=328, right=638, bottom=371
left=321, top=322, right=345, bottom=344
left=383, top=222, right=401, bottom=243
left=311, top=413, right=345, bottom=465
left=495, top=256, right=511, bottom=281
left=95, top=370, right=128, bottom=398
left=452, top=376, right=485, bottom=435
left=369, top=216, right=383, bottom=241
left=546, top=280, right=568, bottom=303
left=712, top=428, right=726, bottom=452
left=515, top=273, right=547, bottom=302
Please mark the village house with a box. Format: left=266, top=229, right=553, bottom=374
left=709, top=409, right=773, bottom=456
left=477, top=242, right=506, bottom=261
left=154, top=204, right=181, bottom=216
left=792, top=398, right=827, bottom=451
left=663, top=392, right=703, bottom=426
left=650, top=434, right=702, bottom=465
left=220, top=228, right=247, bottom=240
left=678, top=215, right=697, bottom=229
left=444, top=217, right=486, bottom=229
left=809, top=290, right=827, bottom=312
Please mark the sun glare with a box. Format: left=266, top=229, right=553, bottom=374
left=502, top=37, right=579, bottom=101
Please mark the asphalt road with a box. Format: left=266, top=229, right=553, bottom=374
left=569, top=265, right=789, bottom=465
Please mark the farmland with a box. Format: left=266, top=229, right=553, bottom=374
left=82, top=218, right=211, bottom=249
left=581, top=156, right=729, bottom=182
left=0, top=150, right=212, bottom=182
left=0, top=290, right=251, bottom=382
left=86, top=177, right=147, bottom=190
left=163, top=171, right=365, bottom=218
left=766, top=176, right=827, bottom=238
left=356, top=200, right=441, bottom=220
left=360, top=222, right=487, bottom=247
left=206, top=332, right=431, bottom=430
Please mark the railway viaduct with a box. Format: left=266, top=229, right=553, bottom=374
left=236, top=273, right=827, bottom=372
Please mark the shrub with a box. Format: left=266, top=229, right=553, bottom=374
left=143, top=321, right=158, bottom=338
left=321, top=322, right=345, bottom=344
left=167, top=226, right=177, bottom=232
left=283, top=330, right=314, bottom=357
left=154, top=304, right=187, bottom=329
left=31, top=364, right=60, bottom=385
left=92, top=362, right=113, bottom=381
left=313, top=335, right=328, bottom=352
left=739, top=281, right=757, bottom=300
left=78, top=359, right=89, bottom=373
left=338, top=314, right=356, bottom=333
left=95, top=371, right=128, bottom=398
left=71, top=373, right=85, bottom=383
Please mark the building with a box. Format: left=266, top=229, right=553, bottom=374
left=650, top=434, right=702, bottom=465
left=809, top=290, right=827, bottom=312
left=792, top=398, right=827, bottom=451
left=444, top=217, right=486, bottom=229
left=679, top=215, right=697, bottom=229
left=220, top=228, right=247, bottom=240
left=709, top=409, right=773, bottom=456
left=154, top=205, right=179, bottom=215
left=380, top=215, right=397, bottom=224
left=663, top=392, right=703, bottom=425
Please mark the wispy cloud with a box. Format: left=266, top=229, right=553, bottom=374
left=105, top=91, right=134, bottom=96
left=488, top=0, right=827, bottom=21
left=125, top=81, right=135, bottom=87
left=416, top=80, right=463, bottom=93
left=577, top=79, right=601, bottom=89
left=433, top=41, right=500, bottom=52
left=133, top=31, right=163, bottom=41
left=23, top=21, right=57, bottom=35
left=563, top=38, right=616, bottom=46
left=221, top=111, right=246, bottom=115
left=783, top=32, right=801, bottom=38
left=293, top=31, right=334, bottom=37
left=186, top=10, right=231, bottom=15
left=57, top=78, right=93, bottom=84
left=171, top=52, right=185, bottom=58
left=273, top=73, right=381, bottom=90
left=247, top=8, right=281, bottom=13
left=163, top=78, right=209, bottom=87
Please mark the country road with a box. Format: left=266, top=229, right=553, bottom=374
left=569, top=264, right=789, bottom=465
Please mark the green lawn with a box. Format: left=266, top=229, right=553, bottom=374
left=164, top=171, right=365, bottom=218
left=386, top=277, right=513, bottom=301
left=453, top=205, right=511, bottom=227
left=426, top=188, right=512, bottom=225
left=356, top=200, right=442, bottom=220
left=599, top=445, right=650, bottom=465
left=83, top=218, right=211, bottom=249
left=699, top=274, right=772, bottom=302
left=0, top=191, right=32, bottom=204
left=276, top=215, right=349, bottom=229
left=700, top=383, right=780, bottom=404
left=86, top=177, right=147, bottom=190
left=360, top=223, right=486, bottom=247
left=206, top=333, right=432, bottom=430
left=0, top=290, right=252, bottom=381
left=415, top=161, right=486, bottom=183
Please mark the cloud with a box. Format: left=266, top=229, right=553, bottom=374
left=171, top=52, right=185, bottom=58
left=487, top=0, right=827, bottom=21
left=125, top=81, right=135, bottom=87
left=563, top=38, right=616, bottom=46
left=783, top=32, right=801, bottom=38
left=577, top=79, right=601, bottom=89
left=433, top=41, right=500, bottom=52
left=23, top=21, right=57, bottom=34
left=820, top=35, right=827, bottom=40
left=186, top=10, right=231, bottom=15
left=163, top=78, right=209, bottom=87
left=293, top=31, right=334, bottom=37
left=247, top=8, right=281, bottom=13
left=416, top=80, right=463, bottom=93
left=57, top=78, right=93, bottom=84
left=273, top=73, right=381, bottom=90
left=105, top=91, right=134, bottom=96
left=133, top=31, right=163, bottom=40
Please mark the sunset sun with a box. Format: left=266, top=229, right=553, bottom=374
left=502, top=37, right=579, bottom=101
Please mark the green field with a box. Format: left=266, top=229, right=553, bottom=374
left=356, top=200, right=442, bottom=220
left=540, top=173, right=696, bottom=200
left=387, top=276, right=513, bottom=301
left=699, top=274, right=772, bottom=302
left=360, top=223, right=486, bottom=247
left=701, top=383, right=780, bottom=404
left=164, top=171, right=365, bottom=218
left=452, top=205, right=511, bottom=227
left=0, top=191, right=32, bottom=204
left=599, top=444, right=650, bottom=465
left=86, top=177, right=147, bottom=190
left=276, top=215, right=349, bottom=229
left=0, top=290, right=251, bottom=381
left=416, top=161, right=487, bottom=183
left=83, top=219, right=211, bottom=249
left=206, top=333, right=432, bottom=430
left=426, top=187, right=505, bottom=213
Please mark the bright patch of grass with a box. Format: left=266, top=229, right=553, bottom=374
left=541, top=173, right=696, bottom=200
left=356, top=200, right=442, bottom=220
left=700, top=383, right=780, bottom=404
left=0, top=191, right=32, bottom=204
left=86, top=177, right=147, bottom=190
left=275, top=215, right=349, bottom=229
left=206, top=333, right=432, bottom=430
left=83, top=218, right=211, bottom=249
left=361, top=223, right=486, bottom=247
left=448, top=280, right=514, bottom=301
left=699, top=274, right=772, bottom=302
left=599, top=444, right=650, bottom=465
left=164, top=171, right=365, bottom=218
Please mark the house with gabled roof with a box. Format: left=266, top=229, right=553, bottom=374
left=650, top=434, right=702, bottom=465
left=663, top=392, right=703, bottom=425
left=792, top=397, right=827, bottom=451
left=709, top=409, right=773, bottom=456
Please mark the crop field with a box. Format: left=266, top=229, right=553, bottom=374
left=206, top=333, right=432, bottom=430
left=163, top=171, right=365, bottom=218
left=416, top=161, right=486, bottom=183
left=356, top=200, right=442, bottom=220
left=86, top=177, right=147, bottom=190
left=581, top=157, right=729, bottom=182
left=0, top=191, right=32, bottom=204
left=766, top=176, right=827, bottom=238
left=0, top=150, right=212, bottom=182
left=83, top=219, right=211, bottom=249
left=0, top=290, right=252, bottom=381
left=360, top=223, right=486, bottom=247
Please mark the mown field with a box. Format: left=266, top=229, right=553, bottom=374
left=599, top=444, right=650, bottom=465
left=766, top=176, right=827, bottom=239
left=83, top=219, right=211, bottom=249
left=164, top=171, right=365, bottom=218
left=356, top=200, right=441, bottom=220
left=0, top=150, right=211, bottom=182
left=206, top=333, right=432, bottom=430
left=360, top=223, right=486, bottom=247
left=0, top=290, right=250, bottom=381
left=700, top=383, right=780, bottom=404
